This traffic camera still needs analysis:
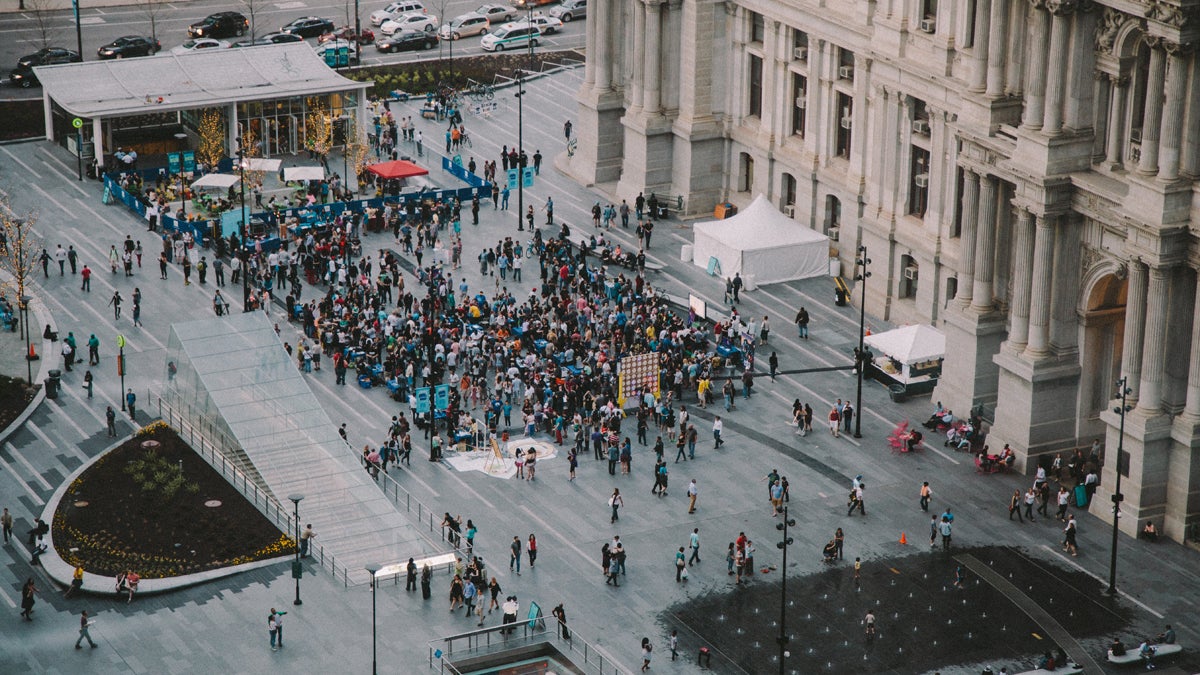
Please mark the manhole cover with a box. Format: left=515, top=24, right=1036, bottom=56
left=74, top=500, right=89, bottom=507
left=204, top=500, right=222, bottom=508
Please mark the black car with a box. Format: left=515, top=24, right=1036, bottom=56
left=97, top=35, right=161, bottom=59
left=188, top=12, right=248, bottom=39
left=10, top=47, right=81, bottom=88
left=233, top=32, right=305, bottom=47
left=375, top=30, right=437, bottom=53
left=281, top=16, right=335, bottom=38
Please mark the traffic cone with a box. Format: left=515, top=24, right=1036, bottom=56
left=899, top=532, right=907, bottom=545
left=27, top=343, right=38, bottom=361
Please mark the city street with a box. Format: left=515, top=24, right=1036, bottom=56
left=0, top=0, right=584, bottom=98
left=1, top=64, right=1199, bottom=674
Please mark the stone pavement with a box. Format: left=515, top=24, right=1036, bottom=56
left=2, top=68, right=1200, bottom=673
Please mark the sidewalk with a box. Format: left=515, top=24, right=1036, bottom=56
left=1, top=0, right=194, bottom=14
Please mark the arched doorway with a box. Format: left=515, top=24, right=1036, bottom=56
left=1079, top=270, right=1127, bottom=434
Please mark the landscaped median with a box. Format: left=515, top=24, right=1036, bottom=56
left=39, top=421, right=294, bottom=596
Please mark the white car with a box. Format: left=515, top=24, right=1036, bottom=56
left=438, top=13, right=489, bottom=40
left=516, top=13, right=562, bottom=35
left=475, top=3, right=516, bottom=24
left=170, top=38, right=230, bottom=54
left=369, top=0, right=426, bottom=26
left=380, top=12, right=438, bottom=35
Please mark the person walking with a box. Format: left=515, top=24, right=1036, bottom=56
left=1, top=507, right=12, bottom=543
left=108, top=290, right=123, bottom=320
left=641, top=637, right=653, bottom=671
left=268, top=611, right=279, bottom=651
left=939, top=516, right=953, bottom=551
left=687, top=479, right=698, bottom=513
left=74, top=610, right=98, bottom=649
left=272, top=609, right=286, bottom=648
left=929, top=515, right=939, bottom=548
left=1023, top=487, right=1037, bottom=522
left=841, top=401, right=854, bottom=434
left=847, top=483, right=865, bottom=516
left=1062, top=515, right=1078, bottom=556
left=126, top=389, right=137, bottom=420
left=81, top=264, right=92, bottom=291
left=795, top=306, right=810, bottom=339
left=828, top=406, right=841, bottom=437
left=609, top=488, right=624, bottom=523
left=106, top=406, right=117, bottom=437
left=712, top=417, right=724, bottom=448
left=1055, top=486, right=1070, bottom=521
left=20, top=578, right=37, bottom=620
left=919, top=481, right=932, bottom=512
left=688, top=528, right=701, bottom=565
left=509, top=536, right=522, bottom=575
left=527, top=534, right=538, bottom=568
left=1008, top=489, right=1024, bottom=523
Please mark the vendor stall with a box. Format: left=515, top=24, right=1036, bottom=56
left=283, top=166, right=326, bottom=182
left=863, top=324, right=945, bottom=397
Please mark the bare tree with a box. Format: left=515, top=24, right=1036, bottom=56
left=24, top=0, right=59, bottom=51
left=239, top=0, right=264, bottom=40
left=0, top=198, right=43, bottom=322
left=140, top=0, right=170, bottom=45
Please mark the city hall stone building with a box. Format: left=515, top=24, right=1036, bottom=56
left=567, top=0, right=1200, bottom=542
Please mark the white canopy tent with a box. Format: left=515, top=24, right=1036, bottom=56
left=189, top=173, right=241, bottom=190
left=284, top=166, right=326, bottom=182
left=864, top=324, right=946, bottom=385
left=691, top=194, right=830, bottom=285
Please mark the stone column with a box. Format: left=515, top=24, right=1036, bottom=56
left=643, top=0, right=662, bottom=114
left=583, top=0, right=596, bottom=87
left=594, top=0, right=612, bottom=90
left=628, top=0, right=645, bottom=110
left=1024, top=214, right=1055, bottom=356
left=1183, top=53, right=1200, bottom=177
left=1182, top=272, right=1200, bottom=418
left=958, top=170, right=981, bottom=306
left=1104, top=75, right=1128, bottom=168
left=971, top=175, right=998, bottom=311
left=1041, top=8, right=1071, bottom=134
left=1008, top=207, right=1036, bottom=353
left=1137, top=265, right=1171, bottom=412
left=986, top=0, right=1008, bottom=97
left=970, top=0, right=991, bottom=93
left=1137, top=43, right=1166, bottom=175
left=1021, top=4, right=1049, bottom=129
left=1156, top=48, right=1189, bottom=181
left=1121, top=259, right=1148, bottom=402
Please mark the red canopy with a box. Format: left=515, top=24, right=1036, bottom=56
left=366, top=160, right=429, bottom=180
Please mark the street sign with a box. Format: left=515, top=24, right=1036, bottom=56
left=433, top=384, right=449, bottom=411
left=521, top=166, right=535, bottom=188
left=415, top=387, right=431, bottom=414
left=72, top=117, right=83, bottom=129
left=507, top=168, right=518, bottom=190
left=116, top=334, right=126, bottom=349
left=182, top=150, right=196, bottom=173
left=167, top=152, right=181, bottom=174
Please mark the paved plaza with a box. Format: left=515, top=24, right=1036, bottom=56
left=2, top=68, right=1200, bottom=674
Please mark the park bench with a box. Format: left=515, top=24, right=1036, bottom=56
left=370, top=552, right=458, bottom=585
left=1108, top=643, right=1181, bottom=666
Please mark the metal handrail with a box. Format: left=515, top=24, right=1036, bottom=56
left=156, top=395, right=353, bottom=587
left=428, top=617, right=630, bottom=675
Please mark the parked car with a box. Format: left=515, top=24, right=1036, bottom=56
left=97, top=35, right=161, bottom=59
left=509, top=0, right=556, bottom=8
left=233, top=32, right=305, bottom=47
left=370, top=0, right=427, bottom=26
left=314, top=39, right=361, bottom=65
left=519, top=13, right=562, bottom=34
left=170, top=38, right=230, bottom=55
left=380, top=12, right=438, bottom=35
left=439, top=13, right=489, bottom=40
left=9, top=47, right=80, bottom=88
left=547, top=0, right=585, bottom=22
left=375, top=30, right=438, bottom=52
left=188, top=11, right=248, bottom=38
left=475, top=3, right=516, bottom=23
left=281, top=16, right=335, bottom=38
left=318, top=26, right=376, bottom=44
left=480, top=23, right=539, bottom=50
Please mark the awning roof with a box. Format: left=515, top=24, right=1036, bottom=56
left=34, top=43, right=369, bottom=119
left=284, top=166, right=325, bottom=181
left=864, top=324, right=946, bottom=365
left=243, top=157, right=282, bottom=172
left=366, top=159, right=429, bottom=180
left=190, top=173, right=241, bottom=189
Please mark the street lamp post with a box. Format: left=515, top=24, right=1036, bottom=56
left=515, top=77, right=524, bottom=232
left=1107, top=377, right=1131, bottom=595
left=775, top=506, right=795, bottom=675
left=236, top=139, right=250, bottom=311
left=365, top=563, right=380, bottom=675
left=288, top=494, right=304, bottom=606
left=853, top=245, right=871, bottom=438
left=20, top=296, right=32, bottom=385
left=117, top=335, right=126, bottom=411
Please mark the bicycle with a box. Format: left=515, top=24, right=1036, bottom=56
left=466, top=82, right=495, bottom=101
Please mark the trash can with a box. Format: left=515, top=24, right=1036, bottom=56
left=835, top=285, right=849, bottom=307
left=888, top=384, right=907, bottom=403
left=680, top=244, right=693, bottom=262
left=45, top=369, right=62, bottom=399
left=1074, top=483, right=1089, bottom=508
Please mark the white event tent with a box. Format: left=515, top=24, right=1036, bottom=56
left=691, top=194, right=830, bottom=285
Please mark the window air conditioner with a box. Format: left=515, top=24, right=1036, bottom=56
left=919, top=18, right=936, bottom=33
left=838, top=65, right=854, bottom=80
left=841, top=116, right=853, bottom=130
left=783, top=205, right=796, bottom=218
left=914, top=173, right=930, bottom=188
left=912, top=119, right=930, bottom=135
left=904, top=266, right=919, bottom=280
left=795, top=93, right=807, bottom=109
left=793, top=46, right=807, bottom=60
